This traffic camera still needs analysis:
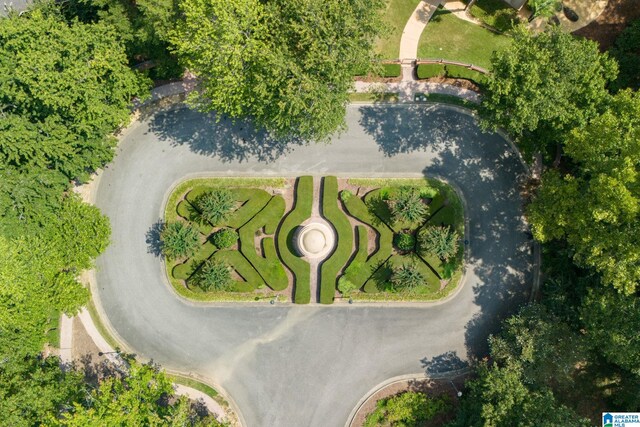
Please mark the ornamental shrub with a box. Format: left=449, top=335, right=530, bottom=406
left=391, top=264, right=425, bottom=292
left=365, top=391, right=451, bottom=425
left=195, top=189, right=234, bottom=225
left=160, top=222, right=200, bottom=260
left=340, top=190, right=353, bottom=203
left=198, top=260, right=232, bottom=291
left=394, top=232, right=416, bottom=252
left=211, top=228, right=238, bottom=249
left=388, top=187, right=428, bottom=224
left=418, top=226, right=459, bottom=261
left=338, top=276, right=358, bottom=295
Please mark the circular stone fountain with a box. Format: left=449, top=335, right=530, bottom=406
left=295, top=222, right=335, bottom=259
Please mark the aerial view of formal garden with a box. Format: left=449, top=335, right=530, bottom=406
left=162, top=176, right=464, bottom=304
left=2, top=0, right=640, bottom=424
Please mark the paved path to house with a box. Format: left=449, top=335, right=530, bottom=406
left=93, top=103, right=532, bottom=427
left=399, top=0, right=441, bottom=61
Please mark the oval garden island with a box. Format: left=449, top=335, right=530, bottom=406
left=162, top=176, right=465, bottom=304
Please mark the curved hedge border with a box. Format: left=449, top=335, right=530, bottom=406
left=276, top=176, right=313, bottom=304
left=238, top=196, right=288, bottom=291
left=319, top=177, right=353, bottom=304
left=341, top=193, right=393, bottom=290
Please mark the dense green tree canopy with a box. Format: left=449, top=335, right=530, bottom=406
left=170, top=0, right=385, bottom=141
left=611, top=20, right=640, bottom=91
left=528, top=90, right=640, bottom=294
left=0, top=355, right=86, bottom=427
left=480, top=26, right=617, bottom=158
left=581, top=287, right=640, bottom=375
left=0, top=8, right=149, bottom=182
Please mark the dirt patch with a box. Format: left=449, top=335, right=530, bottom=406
left=354, top=75, right=402, bottom=84
left=573, top=0, right=640, bottom=49
left=419, top=76, right=482, bottom=92
left=351, top=376, right=467, bottom=427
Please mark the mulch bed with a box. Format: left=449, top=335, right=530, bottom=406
left=573, top=0, right=640, bottom=50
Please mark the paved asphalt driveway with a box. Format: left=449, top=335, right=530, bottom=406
left=95, top=104, right=532, bottom=427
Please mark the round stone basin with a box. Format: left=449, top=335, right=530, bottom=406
left=295, top=222, right=335, bottom=259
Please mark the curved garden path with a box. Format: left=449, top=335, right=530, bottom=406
left=94, top=103, right=532, bottom=427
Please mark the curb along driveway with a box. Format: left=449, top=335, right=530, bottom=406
left=95, top=104, right=532, bottom=427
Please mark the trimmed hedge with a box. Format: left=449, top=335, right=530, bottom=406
left=445, top=64, right=487, bottom=86
left=172, top=241, right=217, bottom=280
left=212, top=250, right=264, bottom=292
left=176, top=200, right=212, bottom=235
left=416, top=63, right=487, bottom=86
left=277, top=176, right=313, bottom=303
left=365, top=255, right=440, bottom=294
left=185, top=187, right=271, bottom=229
left=417, top=63, right=445, bottom=79
left=238, top=196, right=288, bottom=291
left=380, top=63, right=401, bottom=78
left=319, top=177, right=353, bottom=304
left=342, top=192, right=394, bottom=290
left=340, top=225, right=369, bottom=290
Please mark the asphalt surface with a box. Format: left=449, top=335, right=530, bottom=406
left=95, top=104, right=532, bottom=427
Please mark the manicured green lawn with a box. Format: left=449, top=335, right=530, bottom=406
left=342, top=178, right=465, bottom=300
left=375, top=0, right=422, bottom=59
left=278, top=176, right=313, bottom=304
left=319, top=176, right=353, bottom=304
left=417, top=8, right=511, bottom=69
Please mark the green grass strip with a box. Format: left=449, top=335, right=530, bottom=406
left=238, top=196, right=288, bottom=291
left=319, top=177, right=353, bottom=304
left=277, top=177, right=313, bottom=304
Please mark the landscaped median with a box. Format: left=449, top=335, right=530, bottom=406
left=161, top=176, right=464, bottom=304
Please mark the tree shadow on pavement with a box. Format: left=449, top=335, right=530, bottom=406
left=421, top=351, right=469, bottom=375
left=146, top=104, right=304, bottom=163
left=146, top=219, right=164, bottom=257
left=358, top=104, right=533, bottom=360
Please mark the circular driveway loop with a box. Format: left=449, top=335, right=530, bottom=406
left=95, top=104, right=532, bottom=427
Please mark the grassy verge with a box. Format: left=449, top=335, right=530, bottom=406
left=277, top=176, right=313, bottom=304
left=166, top=374, right=219, bottom=398
left=319, top=176, right=353, bottom=304
left=417, top=8, right=511, bottom=69
left=349, top=92, right=399, bottom=103
left=85, top=296, right=121, bottom=351
left=416, top=63, right=487, bottom=87
left=375, top=0, right=422, bottom=59
left=414, top=92, right=480, bottom=110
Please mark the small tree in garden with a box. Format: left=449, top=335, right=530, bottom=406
left=198, top=260, right=232, bottom=291
left=160, top=222, right=200, bottom=259
left=418, top=226, right=459, bottom=261
left=394, top=232, right=416, bottom=252
left=195, top=189, right=234, bottom=225
left=338, top=276, right=358, bottom=295
left=391, top=264, right=425, bottom=293
left=388, top=188, right=428, bottom=224
left=211, top=228, right=238, bottom=249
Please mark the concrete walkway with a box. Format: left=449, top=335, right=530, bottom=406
left=399, top=0, right=441, bottom=61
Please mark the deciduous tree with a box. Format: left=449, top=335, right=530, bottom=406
left=480, top=26, right=617, bottom=159
left=170, top=0, right=385, bottom=141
